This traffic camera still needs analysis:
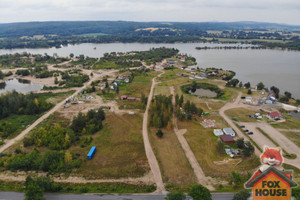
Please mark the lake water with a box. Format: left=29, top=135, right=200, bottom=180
left=189, top=89, right=217, bottom=98
left=1, top=42, right=299, bottom=98
left=0, top=78, right=43, bottom=94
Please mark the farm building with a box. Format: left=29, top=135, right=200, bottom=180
left=213, top=129, right=224, bottom=136
left=220, top=135, right=235, bottom=144
left=87, top=146, right=96, bottom=160
left=223, top=128, right=236, bottom=137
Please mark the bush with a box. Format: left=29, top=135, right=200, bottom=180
left=188, top=184, right=212, bottom=200
left=232, top=189, right=251, bottom=200
left=165, top=190, right=186, bottom=200
left=156, top=129, right=164, bottom=138
left=293, top=187, right=300, bottom=200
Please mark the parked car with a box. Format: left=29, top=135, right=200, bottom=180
left=239, top=125, right=245, bottom=128
left=244, top=129, right=249, bottom=132
left=248, top=132, right=253, bottom=135
left=259, top=109, right=264, bottom=112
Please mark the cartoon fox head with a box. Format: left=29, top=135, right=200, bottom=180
left=261, top=146, right=283, bottom=167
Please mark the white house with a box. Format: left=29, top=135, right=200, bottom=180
left=213, top=129, right=224, bottom=136
left=223, top=128, right=236, bottom=137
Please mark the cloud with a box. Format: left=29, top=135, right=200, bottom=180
left=0, top=0, right=299, bottom=25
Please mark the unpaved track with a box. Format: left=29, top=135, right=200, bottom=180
left=0, top=70, right=117, bottom=153
left=142, top=71, right=165, bottom=193
left=277, top=129, right=300, bottom=133
left=170, top=86, right=215, bottom=191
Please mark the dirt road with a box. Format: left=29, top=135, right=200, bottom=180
left=0, top=70, right=117, bottom=153
left=170, top=86, right=215, bottom=191
left=142, top=72, right=165, bottom=193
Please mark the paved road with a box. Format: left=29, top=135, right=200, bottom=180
left=241, top=122, right=300, bottom=168
left=142, top=71, right=165, bottom=193
left=0, top=192, right=235, bottom=200
left=170, top=86, right=214, bottom=191
left=219, top=92, right=300, bottom=169
left=0, top=70, right=116, bottom=153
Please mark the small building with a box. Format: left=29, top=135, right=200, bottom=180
left=120, top=95, right=128, bottom=100
left=213, top=129, right=224, bottom=136
left=180, top=57, right=186, bottom=62
left=118, top=75, right=125, bottom=80
left=168, top=60, right=175, bottom=64
left=127, top=97, right=136, bottom=101
left=87, top=146, right=96, bottom=160
left=124, top=78, right=130, bottom=83
left=267, top=111, right=280, bottom=120
left=223, top=128, right=236, bottom=137
left=220, top=135, right=235, bottom=144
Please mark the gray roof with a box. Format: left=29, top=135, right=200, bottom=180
left=223, top=128, right=235, bottom=135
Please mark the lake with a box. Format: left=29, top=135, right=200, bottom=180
left=1, top=42, right=299, bottom=98
left=0, top=78, right=43, bottom=94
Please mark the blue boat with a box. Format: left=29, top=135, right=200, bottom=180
left=87, top=146, right=96, bottom=160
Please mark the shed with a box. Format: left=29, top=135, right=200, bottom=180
left=220, top=135, right=235, bottom=144
left=127, top=97, right=136, bottom=101
left=87, top=146, right=96, bottom=160
left=223, top=128, right=236, bottom=137
left=213, top=129, right=224, bottom=136
left=120, top=95, right=128, bottom=100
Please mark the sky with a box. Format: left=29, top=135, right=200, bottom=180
left=0, top=0, right=300, bottom=25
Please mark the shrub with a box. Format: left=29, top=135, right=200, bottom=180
left=233, top=189, right=251, bottom=200
left=165, top=190, right=186, bottom=200
left=188, top=184, right=212, bottom=200
left=156, top=129, right=164, bottom=138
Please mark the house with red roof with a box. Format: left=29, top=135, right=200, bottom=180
left=267, top=111, right=280, bottom=120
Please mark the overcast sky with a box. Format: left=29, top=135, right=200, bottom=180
left=0, top=0, right=300, bottom=25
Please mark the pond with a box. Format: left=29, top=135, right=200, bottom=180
left=189, top=89, right=217, bottom=98
left=0, top=78, right=43, bottom=95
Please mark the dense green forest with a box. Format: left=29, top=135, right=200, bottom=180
left=0, top=91, right=52, bottom=120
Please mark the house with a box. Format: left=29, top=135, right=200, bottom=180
left=120, top=95, right=128, bottom=100
left=100, top=85, right=105, bottom=90
left=213, top=129, right=224, bottom=136
left=267, top=111, right=280, bottom=120
left=87, top=146, right=96, bottom=160
left=223, top=128, right=236, bottom=137
left=168, top=60, right=175, bottom=64
left=180, top=57, right=186, bottom=62
left=200, top=73, right=208, bottom=78
left=127, top=97, right=136, bottom=101
left=245, top=97, right=253, bottom=103
left=118, top=75, right=125, bottom=80
left=124, top=78, right=130, bottom=83
left=220, top=135, right=235, bottom=144
left=245, top=166, right=297, bottom=200
left=110, top=85, right=114, bottom=90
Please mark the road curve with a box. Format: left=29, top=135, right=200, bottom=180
left=142, top=71, right=165, bottom=193
left=0, top=70, right=116, bottom=153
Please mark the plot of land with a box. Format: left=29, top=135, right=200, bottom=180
left=72, top=113, right=150, bottom=179
left=225, top=108, right=260, bottom=122
left=149, top=128, right=197, bottom=188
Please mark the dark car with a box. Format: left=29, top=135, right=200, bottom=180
left=248, top=132, right=253, bottom=135
left=239, top=125, right=245, bottom=128
left=259, top=109, right=264, bottom=112
left=244, top=129, right=249, bottom=132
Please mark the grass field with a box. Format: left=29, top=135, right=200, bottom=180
left=280, top=131, right=300, bottom=148
left=225, top=108, right=259, bottom=122
left=179, top=117, right=260, bottom=179
left=119, top=71, right=158, bottom=98
left=73, top=113, right=150, bottom=179
left=149, top=127, right=197, bottom=188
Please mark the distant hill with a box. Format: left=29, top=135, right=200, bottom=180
left=0, top=21, right=299, bottom=38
